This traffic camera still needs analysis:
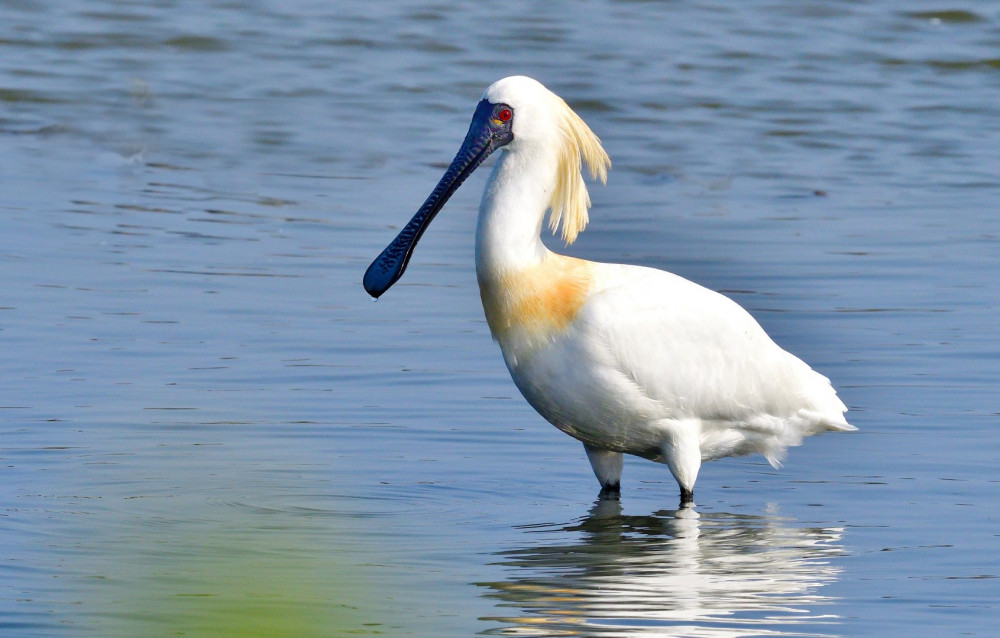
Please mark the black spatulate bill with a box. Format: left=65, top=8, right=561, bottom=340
left=363, top=99, right=514, bottom=298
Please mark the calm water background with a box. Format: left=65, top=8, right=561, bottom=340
left=2, top=1, right=998, bottom=636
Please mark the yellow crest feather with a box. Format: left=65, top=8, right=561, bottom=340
left=547, top=98, right=611, bottom=245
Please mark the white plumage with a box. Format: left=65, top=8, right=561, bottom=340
left=365, top=76, right=855, bottom=504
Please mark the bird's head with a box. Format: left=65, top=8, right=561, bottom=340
left=363, top=76, right=609, bottom=298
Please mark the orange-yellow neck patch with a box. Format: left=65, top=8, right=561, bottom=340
left=479, top=254, right=593, bottom=342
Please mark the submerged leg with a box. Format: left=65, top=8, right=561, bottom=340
left=584, top=443, right=623, bottom=495
left=680, top=487, right=694, bottom=506
left=598, top=483, right=622, bottom=500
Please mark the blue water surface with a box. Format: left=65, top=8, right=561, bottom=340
left=2, top=2, right=998, bottom=636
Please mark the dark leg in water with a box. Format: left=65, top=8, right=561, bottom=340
left=679, top=487, right=694, bottom=506
left=598, top=482, right=621, bottom=500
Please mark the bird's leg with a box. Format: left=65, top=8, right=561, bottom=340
left=584, top=443, right=623, bottom=496
left=661, top=426, right=701, bottom=506
left=679, top=487, right=694, bottom=506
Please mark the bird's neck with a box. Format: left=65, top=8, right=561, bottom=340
left=474, top=147, right=554, bottom=278
left=474, top=149, right=594, bottom=350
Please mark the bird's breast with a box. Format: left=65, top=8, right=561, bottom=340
left=478, top=254, right=594, bottom=348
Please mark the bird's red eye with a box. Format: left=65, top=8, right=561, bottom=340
left=498, top=108, right=512, bottom=122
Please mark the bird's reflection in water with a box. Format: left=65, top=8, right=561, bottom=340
left=478, top=500, right=844, bottom=636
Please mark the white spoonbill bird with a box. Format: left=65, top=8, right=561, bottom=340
left=364, top=76, right=855, bottom=504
